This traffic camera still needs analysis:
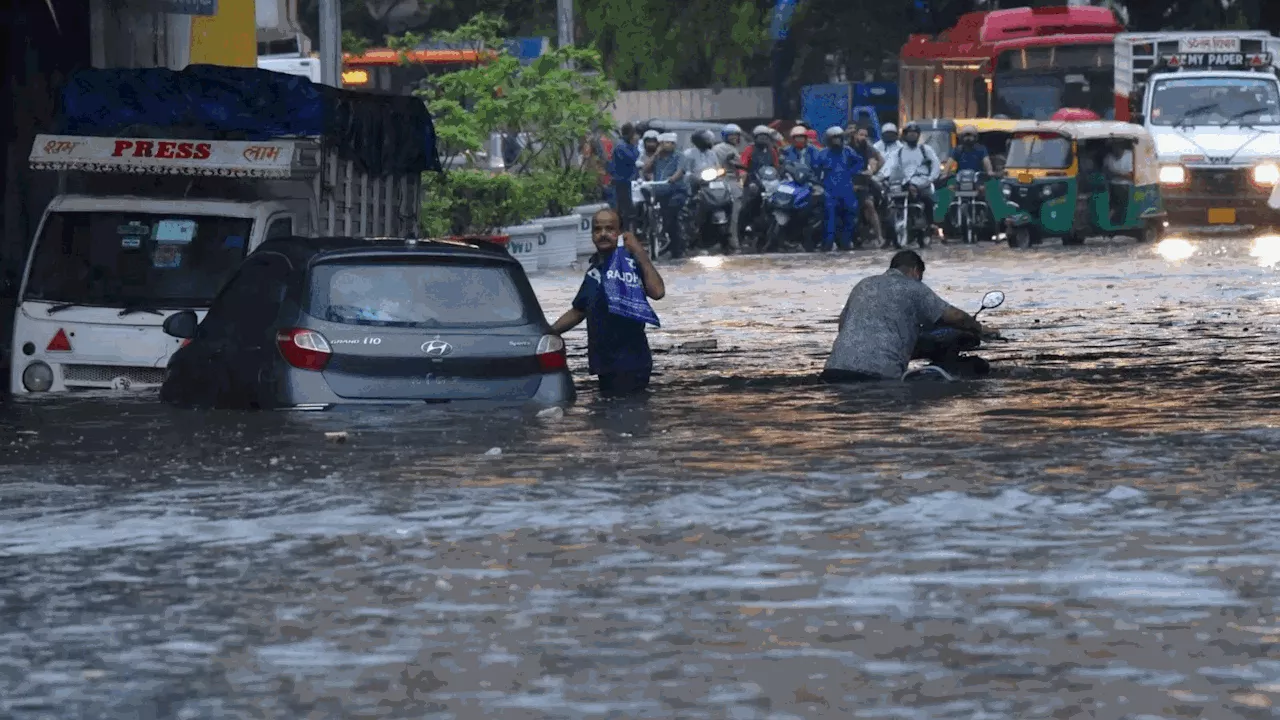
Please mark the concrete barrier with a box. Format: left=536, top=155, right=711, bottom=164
left=502, top=222, right=543, bottom=274
left=533, top=215, right=579, bottom=269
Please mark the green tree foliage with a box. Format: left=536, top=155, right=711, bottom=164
left=404, top=14, right=616, bottom=234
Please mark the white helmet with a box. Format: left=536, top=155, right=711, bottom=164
left=642, top=129, right=660, bottom=141
left=752, top=125, right=772, bottom=138
left=881, top=123, right=898, bottom=135
left=658, top=132, right=678, bottom=144
left=825, top=126, right=845, bottom=141
left=789, top=126, right=807, bottom=138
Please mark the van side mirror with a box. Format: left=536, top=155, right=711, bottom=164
left=162, top=310, right=198, bottom=339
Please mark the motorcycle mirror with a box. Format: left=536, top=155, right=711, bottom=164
left=976, top=291, right=1005, bottom=316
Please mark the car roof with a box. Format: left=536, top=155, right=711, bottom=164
left=252, top=236, right=518, bottom=267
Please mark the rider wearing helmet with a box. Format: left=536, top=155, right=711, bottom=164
left=880, top=121, right=942, bottom=229
left=815, top=126, right=866, bottom=251
left=782, top=125, right=820, bottom=168
left=948, top=125, right=994, bottom=176
left=679, top=129, right=737, bottom=253
left=738, top=125, right=781, bottom=242
left=713, top=124, right=746, bottom=248
left=873, top=123, right=900, bottom=157
left=638, top=129, right=661, bottom=176
left=648, top=132, right=688, bottom=258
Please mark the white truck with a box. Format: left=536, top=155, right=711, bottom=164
left=13, top=83, right=430, bottom=395
left=1115, top=31, right=1280, bottom=233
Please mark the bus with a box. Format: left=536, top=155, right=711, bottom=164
left=899, top=6, right=1123, bottom=123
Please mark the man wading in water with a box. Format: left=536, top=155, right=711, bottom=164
left=822, top=250, right=992, bottom=382
left=551, top=208, right=666, bottom=396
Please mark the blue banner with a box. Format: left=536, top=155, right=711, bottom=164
left=770, top=0, right=798, bottom=42
left=604, top=247, right=660, bottom=327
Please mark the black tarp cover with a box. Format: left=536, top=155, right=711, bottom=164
left=55, top=64, right=441, bottom=175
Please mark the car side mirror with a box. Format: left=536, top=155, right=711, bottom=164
left=162, top=310, right=199, bottom=339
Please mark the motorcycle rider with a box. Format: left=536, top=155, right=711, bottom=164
left=739, top=126, right=780, bottom=242
left=782, top=125, right=820, bottom=168
left=714, top=124, right=745, bottom=248
left=680, top=129, right=736, bottom=253
left=822, top=250, right=991, bottom=383
left=815, top=126, right=865, bottom=251
left=648, top=132, right=688, bottom=258
left=850, top=126, right=884, bottom=246
left=880, top=121, right=942, bottom=231
left=873, top=123, right=900, bottom=156
left=637, top=129, right=661, bottom=176
left=946, top=125, right=994, bottom=176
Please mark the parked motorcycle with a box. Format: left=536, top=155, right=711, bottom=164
left=631, top=179, right=672, bottom=261
left=683, top=166, right=735, bottom=252
left=904, top=290, right=1005, bottom=381
left=887, top=176, right=933, bottom=249
left=944, top=170, right=993, bottom=245
left=760, top=163, right=823, bottom=252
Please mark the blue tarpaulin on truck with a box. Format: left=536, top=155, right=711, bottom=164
left=54, top=64, right=441, bottom=174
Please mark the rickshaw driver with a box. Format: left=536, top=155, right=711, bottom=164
left=1103, top=139, right=1134, bottom=224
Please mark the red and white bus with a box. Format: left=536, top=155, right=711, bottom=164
left=899, top=6, right=1123, bottom=123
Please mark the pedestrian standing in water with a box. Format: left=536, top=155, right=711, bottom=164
left=551, top=208, right=666, bottom=397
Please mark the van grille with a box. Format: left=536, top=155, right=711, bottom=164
left=62, top=364, right=165, bottom=386
left=1187, top=168, right=1248, bottom=196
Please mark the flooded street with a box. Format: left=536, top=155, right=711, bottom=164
left=7, top=239, right=1280, bottom=718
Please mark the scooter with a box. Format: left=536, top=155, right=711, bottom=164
left=761, top=163, right=822, bottom=253
left=903, top=290, right=1005, bottom=381
left=684, top=166, right=735, bottom=253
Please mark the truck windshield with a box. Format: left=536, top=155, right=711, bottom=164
left=24, top=211, right=253, bottom=308
left=1149, top=77, right=1280, bottom=126
left=1006, top=134, right=1073, bottom=169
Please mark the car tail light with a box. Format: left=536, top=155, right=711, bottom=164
left=46, top=329, right=71, bottom=352
left=535, top=334, right=567, bottom=372
left=276, top=328, right=331, bottom=370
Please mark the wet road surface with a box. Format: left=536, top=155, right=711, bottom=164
left=5, top=239, right=1280, bottom=718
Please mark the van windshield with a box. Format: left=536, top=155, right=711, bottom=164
left=1006, top=134, right=1073, bottom=169
left=24, top=211, right=252, bottom=308
left=1149, top=77, right=1280, bottom=126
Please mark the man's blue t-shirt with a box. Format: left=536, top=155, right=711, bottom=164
left=950, top=144, right=989, bottom=172
left=572, top=254, right=653, bottom=375
left=611, top=142, right=640, bottom=183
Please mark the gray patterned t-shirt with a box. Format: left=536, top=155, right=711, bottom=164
left=825, top=269, right=950, bottom=379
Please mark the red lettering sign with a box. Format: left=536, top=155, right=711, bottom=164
left=108, top=139, right=213, bottom=161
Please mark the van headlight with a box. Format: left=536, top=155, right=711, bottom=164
left=1253, top=163, right=1280, bottom=186
left=22, top=361, right=53, bottom=392
left=1159, top=165, right=1186, bottom=184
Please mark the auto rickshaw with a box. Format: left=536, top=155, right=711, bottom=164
left=931, top=118, right=1030, bottom=241
left=997, top=121, right=1165, bottom=248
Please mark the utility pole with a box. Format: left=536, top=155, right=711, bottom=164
left=319, top=0, right=342, bottom=87
left=557, top=0, right=573, bottom=50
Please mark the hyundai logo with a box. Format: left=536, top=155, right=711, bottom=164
left=421, top=340, right=453, bottom=356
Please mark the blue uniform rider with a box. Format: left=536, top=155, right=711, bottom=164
left=815, top=126, right=865, bottom=251
left=781, top=125, right=820, bottom=169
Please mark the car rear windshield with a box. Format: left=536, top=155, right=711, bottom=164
left=309, top=258, right=529, bottom=328
left=24, top=211, right=252, bottom=307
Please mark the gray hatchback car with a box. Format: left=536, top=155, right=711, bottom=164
left=158, top=236, right=574, bottom=410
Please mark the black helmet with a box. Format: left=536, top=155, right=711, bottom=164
left=903, top=122, right=921, bottom=134
left=692, top=129, right=715, bottom=150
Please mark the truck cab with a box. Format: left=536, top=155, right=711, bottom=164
left=13, top=133, right=419, bottom=395
left=1115, top=32, right=1280, bottom=232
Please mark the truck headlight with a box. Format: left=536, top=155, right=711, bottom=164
left=22, top=361, right=53, bottom=392
left=1158, top=165, right=1186, bottom=184
left=1253, top=163, right=1280, bottom=186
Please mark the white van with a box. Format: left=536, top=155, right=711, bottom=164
left=13, top=134, right=420, bottom=394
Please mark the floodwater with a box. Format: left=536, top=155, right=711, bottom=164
left=5, top=238, right=1280, bottom=718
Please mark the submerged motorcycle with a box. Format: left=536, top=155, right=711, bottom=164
left=904, top=290, right=1006, bottom=381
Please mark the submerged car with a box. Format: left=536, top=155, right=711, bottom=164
left=159, top=236, right=574, bottom=410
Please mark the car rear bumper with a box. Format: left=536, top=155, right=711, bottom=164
left=275, top=370, right=576, bottom=409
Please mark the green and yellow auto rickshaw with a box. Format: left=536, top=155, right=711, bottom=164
left=996, top=121, right=1166, bottom=248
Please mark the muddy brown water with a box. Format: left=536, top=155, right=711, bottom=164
left=4, top=239, right=1280, bottom=718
